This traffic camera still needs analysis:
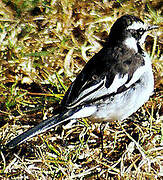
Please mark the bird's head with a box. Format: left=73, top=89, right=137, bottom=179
left=108, top=15, right=158, bottom=49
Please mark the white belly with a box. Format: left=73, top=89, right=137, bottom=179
left=89, top=69, right=154, bottom=122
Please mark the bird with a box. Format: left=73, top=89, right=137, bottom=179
left=5, top=14, right=158, bottom=149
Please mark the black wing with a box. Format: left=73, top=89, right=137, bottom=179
left=61, top=44, right=145, bottom=108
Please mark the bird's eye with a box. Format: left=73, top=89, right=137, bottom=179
left=138, top=28, right=145, bottom=35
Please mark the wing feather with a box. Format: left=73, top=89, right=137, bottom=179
left=61, top=45, right=145, bottom=109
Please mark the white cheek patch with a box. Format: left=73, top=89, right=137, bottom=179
left=139, top=31, right=148, bottom=45
left=124, top=37, right=138, bottom=52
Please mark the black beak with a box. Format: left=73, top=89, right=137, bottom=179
left=147, top=25, right=159, bottom=31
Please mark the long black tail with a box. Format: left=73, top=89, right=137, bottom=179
left=6, top=108, right=79, bottom=149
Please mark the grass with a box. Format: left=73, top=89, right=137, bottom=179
left=0, top=0, right=162, bottom=179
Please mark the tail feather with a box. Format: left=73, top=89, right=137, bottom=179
left=5, top=105, right=96, bottom=149
left=6, top=109, right=75, bottom=149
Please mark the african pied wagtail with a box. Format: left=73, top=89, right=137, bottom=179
left=6, top=15, right=158, bottom=149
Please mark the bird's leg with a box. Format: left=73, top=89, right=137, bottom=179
left=100, top=121, right=107, bottom=156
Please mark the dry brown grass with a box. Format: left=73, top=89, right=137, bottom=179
left=0, top=0, right=162, bottom=179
